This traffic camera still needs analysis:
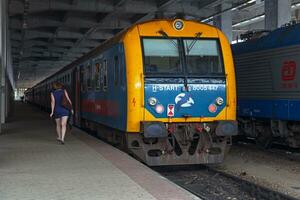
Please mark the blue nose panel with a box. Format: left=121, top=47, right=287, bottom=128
left=144, top=83, right=226, bottom=118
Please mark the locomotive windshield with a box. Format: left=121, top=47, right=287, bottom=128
left=142, top=38, right=224, bottom=76
left=184, top=39, right=224, bottom=75
left=143, top=38, right=182, bottom=74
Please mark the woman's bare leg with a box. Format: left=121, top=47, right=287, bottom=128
left=61, top=116, right=68, bottom=143
left=55, top=118, right=61, bottom=140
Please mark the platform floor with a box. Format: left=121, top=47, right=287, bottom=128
left=0, top=102, right=199, bottom=200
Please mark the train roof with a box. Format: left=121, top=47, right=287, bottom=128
left=232, top=23, right=300, bottom=55
left=29, top=19, right=216, bottom=89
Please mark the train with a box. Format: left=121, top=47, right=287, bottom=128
left=24, top=19, right=237, bottom=166
left=232, top=23, right=300, bottom=148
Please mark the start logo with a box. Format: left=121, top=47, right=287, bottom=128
left=281, top=61, right=296, bottom=81
left=175, top=93, right=194, bottom=108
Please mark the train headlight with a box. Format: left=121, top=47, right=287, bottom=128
left=215, top=97, right=224, bottom=106
left=148, top=97, right=158, bottom=106
left=155, top=104, right=164, bottom=114
left=208, top=104, right=217, bottom=113
left=173, top=19, right=184, bottom=31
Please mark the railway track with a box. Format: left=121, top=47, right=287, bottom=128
left=84, top=128, right=300, bottom=199
left=235, top=140, right=300, bottom=162
left=154, top=165, right=299, bottom=200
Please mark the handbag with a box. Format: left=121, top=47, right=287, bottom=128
left=61, top=90, right=72, bottom=111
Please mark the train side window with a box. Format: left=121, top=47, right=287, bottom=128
left=95, top=62, right=101, bottom=91
left=80, top=66, right=85, bottom=92
left=87, top=64, right=92, bottom=90
left=114, top=56, right=119, bottom=86
left=67, top=74, right=70, bottom=83
left=103, top=60, right=108, bottom=91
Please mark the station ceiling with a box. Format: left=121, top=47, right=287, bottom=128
left=8, top=0, right=300, bottom=88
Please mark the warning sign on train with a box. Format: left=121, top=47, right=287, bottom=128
left=167, top=104, right=175, bottom=117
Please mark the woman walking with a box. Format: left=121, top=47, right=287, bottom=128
left=50, top=82, right=73, bottom=144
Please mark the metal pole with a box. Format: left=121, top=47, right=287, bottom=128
left=0, top=0, right=3, bottom=133
left=0, top=0, right=7, bottom=133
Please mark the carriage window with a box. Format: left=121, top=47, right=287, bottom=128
left=87, top=64, right=92, bottom=89
left=183, top=39, right=224, bottom=75
left=80, top=66, right=85, bottom=92
left=114, top=56, right=119, bottom=86
left=142, top=38, right=181, bottom=75
left=67, top=74, right=70, bottom=83
left=95, top=62, right=101, bottom=90
left=103, top=60, right=108, bottom=91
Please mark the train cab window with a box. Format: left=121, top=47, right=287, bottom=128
left=142, top=38, right=181, bottom=75
left=183, top=39, right=224, bottom=76
left=114, top=56, right=119, bottom=86
left=103, top=60, right=108, bottom=91
left=95, top=62, right=101, bottom=91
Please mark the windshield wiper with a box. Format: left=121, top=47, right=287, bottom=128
left=157, top=30, right=178, bottom=48
left=186, top=32, right=203, bottom=54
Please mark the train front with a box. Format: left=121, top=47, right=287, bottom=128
left=124, top=19, right=237, bottom=166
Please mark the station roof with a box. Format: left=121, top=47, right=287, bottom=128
left=8, top=0, right=300, bottom=88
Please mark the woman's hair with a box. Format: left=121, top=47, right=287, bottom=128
left=52, top=82, right=63, bottom=90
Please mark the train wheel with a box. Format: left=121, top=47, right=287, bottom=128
left=256, top=128, right=272, bottom=149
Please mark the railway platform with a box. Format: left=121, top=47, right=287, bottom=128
left=0, top=102, right=199, bottom=200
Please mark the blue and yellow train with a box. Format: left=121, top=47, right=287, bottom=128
left=25, top=19, right=237, bottom=166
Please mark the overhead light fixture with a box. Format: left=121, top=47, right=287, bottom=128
left=292, top=3, right=300, bottom=8
left=232, top=14, right=265, bottom=27
left=201, top=0, right=259, bottom=23
left=22, top=22, right=28, bottom=29
left=202, top=1, right=300, bottom=28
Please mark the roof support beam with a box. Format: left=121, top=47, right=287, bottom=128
left=10, top=0, right=115, bottom=16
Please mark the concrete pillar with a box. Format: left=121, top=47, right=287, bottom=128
left=295, top=9, right=300, bottom=22
left=0, top=0, right=8, bottom=131
left=0, top=0, right=3, bottom=131
left=265, top=0, right=291, bottom=30
left=213, top=2, right=232, bottom=42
